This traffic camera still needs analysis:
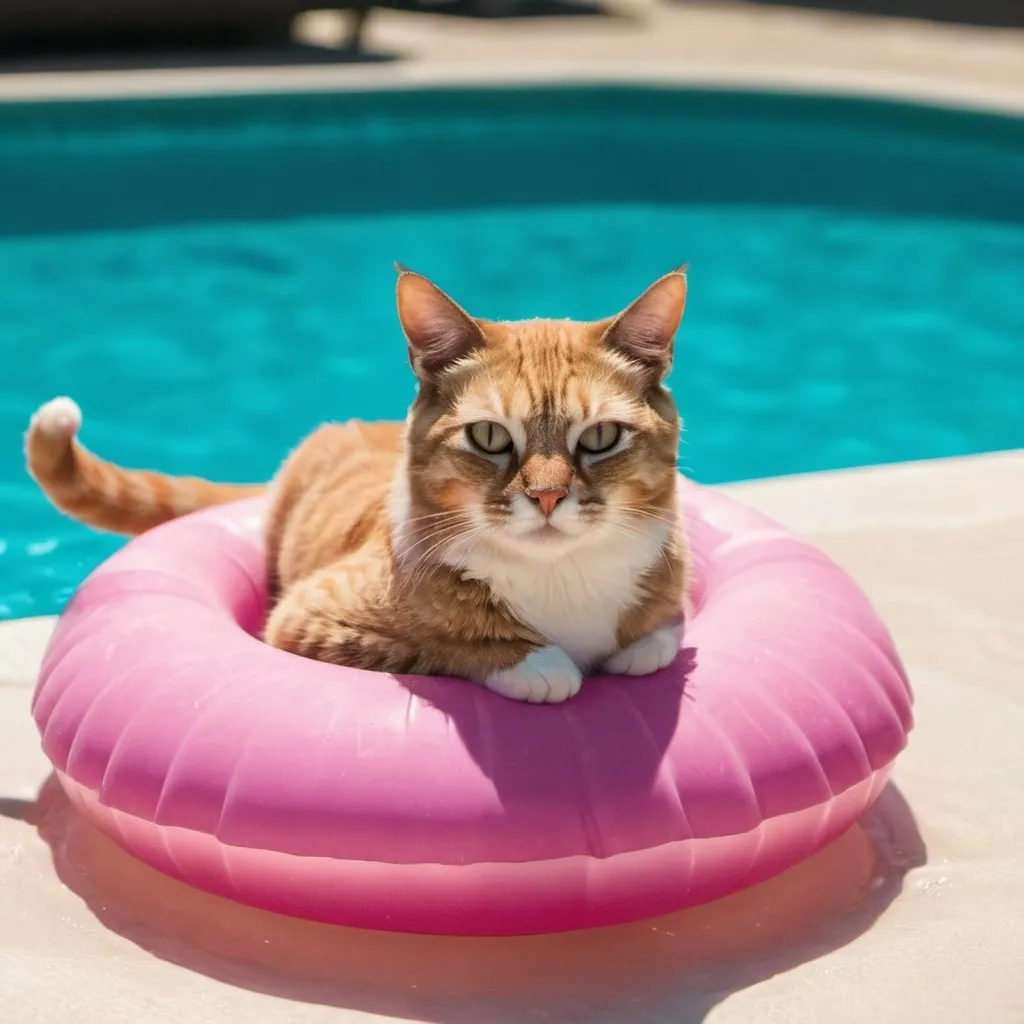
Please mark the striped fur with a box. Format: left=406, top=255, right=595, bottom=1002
left=25, top=397, right=263, bottom=535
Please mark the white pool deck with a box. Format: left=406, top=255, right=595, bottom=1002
left=1, top=3, right=1023, bottom=1022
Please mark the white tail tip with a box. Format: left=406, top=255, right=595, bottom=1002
left=30, top=396, right=82, bottom=440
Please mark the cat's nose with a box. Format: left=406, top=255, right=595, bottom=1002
left=525, top=486, right=569, bottom=518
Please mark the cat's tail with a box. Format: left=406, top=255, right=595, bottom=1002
left=25, top=397, right=266, bottom=536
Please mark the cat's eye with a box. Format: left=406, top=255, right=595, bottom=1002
left=467, top=421, right=514, bottom=455
left=577, top=422, right=622, bottom=455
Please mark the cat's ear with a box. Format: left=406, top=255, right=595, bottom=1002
left=396, top=268, right=486, bottom=376
left=598, top=268, right=687, bottom=379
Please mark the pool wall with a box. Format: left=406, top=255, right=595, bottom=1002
left=3, top=85, right=1024, bottom=236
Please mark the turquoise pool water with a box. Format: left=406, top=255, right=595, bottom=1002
left=1, top=87, right=1022, bottom=619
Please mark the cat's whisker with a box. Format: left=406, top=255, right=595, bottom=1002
left=446, top=532, right=491, bottom=582
left=403, top=524, right=473, bottom=569
left=401, top=512, right=475, bottom=549
left=400, top=509, right=475, bottom=530
left=603, top=521, right=678, bottom=582
left=402, top=508, right=470, bottom=523
left=406, top=537, right=480, bottom=592
left=398, top=529, right=471, bottom=586
left=403, top=523, right=487, bottom=589
left=409, top=510, right=475, bottom=532
left=620, top=505, right=679, bottom=529
left=622, top=504, right=676, bottom=519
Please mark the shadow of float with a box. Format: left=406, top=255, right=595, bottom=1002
left=396, top=646, right=697, bottom=814
left=5, top=774, right=925, bottom=1023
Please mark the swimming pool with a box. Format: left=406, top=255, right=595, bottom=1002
left=1, top=85, right=1023, bottom=619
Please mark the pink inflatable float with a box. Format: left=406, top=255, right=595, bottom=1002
left=32, top=478, right=912, bottom=935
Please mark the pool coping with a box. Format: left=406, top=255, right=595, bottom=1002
left=1, top=61, right=1023, bottom=117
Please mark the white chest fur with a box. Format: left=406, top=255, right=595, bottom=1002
left=455, top=530, right=666, bottom=670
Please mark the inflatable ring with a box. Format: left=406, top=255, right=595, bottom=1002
left=32, top=478, right=913, bottom=935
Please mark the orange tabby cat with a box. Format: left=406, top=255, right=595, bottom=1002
left=26, top=268, right=689, bottom=703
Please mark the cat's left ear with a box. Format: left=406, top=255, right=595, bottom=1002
left=396, top=267, right=487, bottom=377
left=597, top=268, right=687, bottom=380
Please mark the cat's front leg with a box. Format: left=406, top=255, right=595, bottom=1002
left=601, top=621, right=684, bottom=676
left=483, top=646, right=583, bottom=704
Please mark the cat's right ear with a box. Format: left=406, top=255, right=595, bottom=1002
left=596, top=268, right=687, bottom=381
left=396, top=269, right=486, bottom=377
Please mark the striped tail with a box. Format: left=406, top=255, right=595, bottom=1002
left=25, top=397, right=266, bottom=536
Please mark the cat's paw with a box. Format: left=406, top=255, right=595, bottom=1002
left=484, top=646, right=583, bottom=704
left=602, top=622, right=683, bottom=676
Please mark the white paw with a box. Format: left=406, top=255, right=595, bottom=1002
left=602, top=622, right=683, bottom=676
left=484, top=646, right=583, bottom=704
left=30, top=396, right=82, bottom=439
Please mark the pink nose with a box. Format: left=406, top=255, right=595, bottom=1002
left=526, top=487, right=569, bottom=518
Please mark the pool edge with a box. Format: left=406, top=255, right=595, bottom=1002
left=0, top=61, right=1022, bottom=117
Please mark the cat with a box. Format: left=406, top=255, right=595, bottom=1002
left=25, top=267, right=689, bottom=703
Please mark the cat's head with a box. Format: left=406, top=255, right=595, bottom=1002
left=392, top=268, right=685, bottom=564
